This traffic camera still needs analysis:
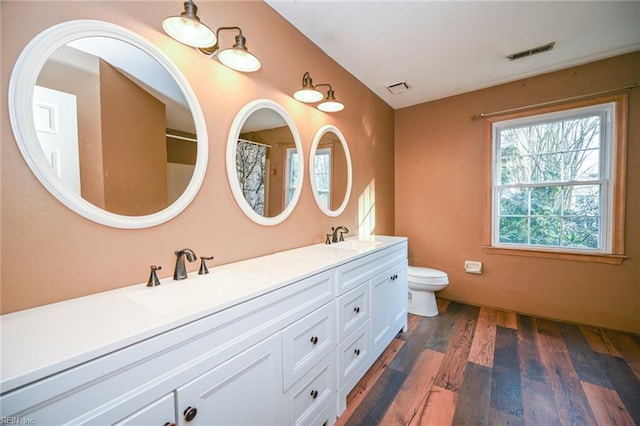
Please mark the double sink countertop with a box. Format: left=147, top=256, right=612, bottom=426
left=0, top=235, right=406, bottom=393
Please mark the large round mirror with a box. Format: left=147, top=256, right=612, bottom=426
left=309, top=125, right=352, bottom=217
left=227, top=99, right=303, bottom=226
left=8, top=20, right=208, bottom=228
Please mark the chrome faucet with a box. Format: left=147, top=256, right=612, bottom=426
left=331, top=226, right=349, bottom=243
left=174, top=248, right=197, bottom=280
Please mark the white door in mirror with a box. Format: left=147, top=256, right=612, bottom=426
left=33, top=86, right=80, bottom=194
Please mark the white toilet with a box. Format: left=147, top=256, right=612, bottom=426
left=407, top=266, right=449, bottom=317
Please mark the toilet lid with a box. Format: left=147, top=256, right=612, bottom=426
left=407, top=266, right=449, bottom=284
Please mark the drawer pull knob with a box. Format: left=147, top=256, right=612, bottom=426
left=311, top=336, right=319, bottom=344
left=391, top=274, right=398, bottom=280
left=355, top=348, right=361, bottom=356
left=354, top=306, right=360, bottom=314
left=184, top=406, right=198, bottom=422
left=164, top=423, right=176, bottom=426
left=311, top=389, right=319, bottom=399
left=323, top=422, right=328, bottom=426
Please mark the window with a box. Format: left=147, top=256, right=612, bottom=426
left=484, top=95, right=627, bottom=264
left=284, top=147, right=299, bottom=205
left=313, top=147, right=332, bottom=210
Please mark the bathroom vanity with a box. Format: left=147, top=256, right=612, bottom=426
left=0, top=236, right=407, bottom=425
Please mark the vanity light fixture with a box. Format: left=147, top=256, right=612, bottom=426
left=293, top=72, right=324, bottom=103
left=163, top=1, right=261, bottom=72
left=293, top=72, right=344, bottom=112
left=316, top=85, right=344, bottom=112
left=162, top=0, right=216, bottom=48
left=198, top=27, right=261, bottom=73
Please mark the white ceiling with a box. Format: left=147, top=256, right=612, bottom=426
left=266, top=1, right=640, bottom=110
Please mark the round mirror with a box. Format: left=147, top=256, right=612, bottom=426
left=8, top=20, right=208, bottom=228
left=227, top=99, right=304, bottom=226
left=309, top=125, right=352, bottom=217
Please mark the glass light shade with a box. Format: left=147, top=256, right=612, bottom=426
left=318, top=99, right=344, bottom=112
left=162, top=16, right=216, bottom=48
left=218, top=48, right=261, bottom=72
left=294, top=88, right=324, bottom=103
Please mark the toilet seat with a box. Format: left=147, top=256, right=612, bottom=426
left=407, top=266, right=448, bottom=285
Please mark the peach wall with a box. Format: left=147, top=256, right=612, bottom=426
left=395, top=52, right=640, bottom=334
left=0, top=1, right=395, bottom=313
left=100, top=60, right=168, bottom=215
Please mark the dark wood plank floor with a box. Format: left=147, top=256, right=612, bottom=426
left=337, top=300, right=640, bottom=426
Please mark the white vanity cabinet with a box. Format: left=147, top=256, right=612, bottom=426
left=334, top=240, right=408, bottom=414
left=0, top=236, right=407, bottom=425
left=0, top=270, right=334, bottom=425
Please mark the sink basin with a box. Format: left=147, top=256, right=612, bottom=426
left=329, top=239, right=384, bottom=251
left=127, top=270, right=266, bottom=315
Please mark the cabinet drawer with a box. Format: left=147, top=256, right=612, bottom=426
left=282, top=302, right=336, bottom=390
left=287, top=351, right=335, bottom=426
left=336, top=242, right=407, bottom=295
left=310, top=394, right=337, bottom=426
left=336, top=284, right=370, bottom=342
left=337, top=321, right=370, bottom=387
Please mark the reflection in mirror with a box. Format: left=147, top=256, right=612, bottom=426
left=227, top=100, right=303, bottom=226
left=35, top=37, right=196, bottom=216
left=310, top=125, right=352, bottom=217
left=9, top=20, right=208, bottom=228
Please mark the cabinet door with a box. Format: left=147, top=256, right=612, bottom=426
left=175, top=333, right=285, bottom=426
left=391, top=262, right=408, bottom=335
left=370, top=270, right=393, bottom=360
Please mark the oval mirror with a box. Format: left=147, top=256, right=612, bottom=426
left=8, top=20, right=208, bottom=228
left=309, top=125, right=352, bottom=217
left=227, top=99, right=304, bottom=226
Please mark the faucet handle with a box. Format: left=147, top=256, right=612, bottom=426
left=199, top=256, right=214, bottom=275
left=325, top=234, right=332, bottom=245
left=147, top=265, right=162, bottom=287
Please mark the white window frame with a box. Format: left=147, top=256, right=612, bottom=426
left=483, top=94, right=627, bottom=264
left=284, top=147, right=299, bottom=206
left=313, top=147, right=332, bottom=210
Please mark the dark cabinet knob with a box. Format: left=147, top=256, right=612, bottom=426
left=353, top=306, right=360, bottom=314
left=184, top=406, right=198, bottom=422
left=310, top=389, right=319, bottom=399
left=164, top=423, right=176, bottom=426
left=354, top=348, right=361, bottom=356
left=310, top=336, right=319, bottom=344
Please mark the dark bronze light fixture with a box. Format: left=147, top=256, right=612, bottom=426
left=293, top=72, right=344, bottom=112
left=163, top=1, right=261, bottom=72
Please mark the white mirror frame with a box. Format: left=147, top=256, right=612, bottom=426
left=8, top=20, right=208, bottom=229
left=227, top=99, right=304, bottom=226
left=309, top=125, right=352, bottom=217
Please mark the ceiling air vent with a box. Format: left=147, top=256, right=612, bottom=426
left=386, top=81, right=409, bottom=94
left=507, top=42, right=556, bottom=61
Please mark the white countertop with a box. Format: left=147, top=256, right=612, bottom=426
left=0, top=235, right=406, bottom=393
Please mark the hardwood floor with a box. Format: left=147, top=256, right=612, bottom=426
left=336, top=300, right=640, bottom=426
